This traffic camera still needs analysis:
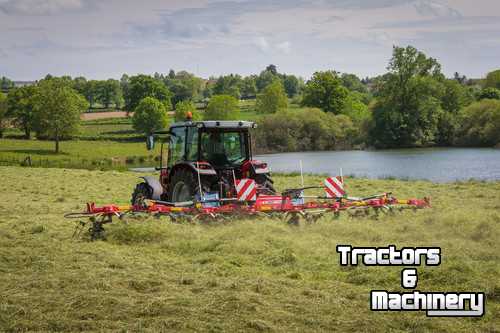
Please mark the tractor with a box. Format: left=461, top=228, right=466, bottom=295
left=131, top=117, right=275, bottom=205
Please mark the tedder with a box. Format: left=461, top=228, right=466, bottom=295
left=66, top=114, right=430, bottom=240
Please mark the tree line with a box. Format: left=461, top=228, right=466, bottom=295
left=1, top=45, right=500, bottom=153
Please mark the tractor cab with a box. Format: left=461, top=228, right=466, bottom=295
left=168, top=121, right=254, bottom=170
left=133, top=120, right=274, bottom=204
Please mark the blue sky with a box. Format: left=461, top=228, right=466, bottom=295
left=0, top=0, right=499, bottom=80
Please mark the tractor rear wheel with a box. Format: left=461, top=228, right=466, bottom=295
left=131, top=182, right=152, bottom=205
left=169, top=169, right=199, bottom=203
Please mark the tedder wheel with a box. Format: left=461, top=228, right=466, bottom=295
left=131, top=182, right=152, bottom=205
left=169, top=169, right=200, bottom=203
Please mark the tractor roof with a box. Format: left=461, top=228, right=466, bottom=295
left=170, top=120, right=256, bottom=129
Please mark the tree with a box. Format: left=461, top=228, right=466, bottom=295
left=342, top=92, right=370, bottom=122
left=132, top=97, right=170, bottom=135
left=485, top=69, right=500, bottom=89
left=204, top=95, right=240, bottom=120
left=372, top=76, right=443, bottom=147
left=120, top=74, right=131, bottom=109
left=203, top=80, right=215, bottom=99
left=240, top=76, right=257, bottom=99
left=212, top=74, right=242, bottom=99
left=265, top=64, right=278, bottom=75
left=283, top=75, right=300, bottom=97
left=127, top=75, right=172, bottom=111
left=0, top=92, right=7, bottom=138
left=6, top=85, right=37, bottom=138
left=453, top=72, right=467, bottom=85
left=370, top=46, right=444, bottom=147
left=81, top=80, right=98, bottom=108
left=96, top=79, right=123, bottom=108
left=168, top=69, right=176, bottom=79
left=301, top=71, right=349, bottom=114
left=478, top=87, right=500, bottom=100
left=1, top=76, right=14, bottom=91
left=256, top=70, right=278, bottom=91
left=32, top=79, right=88, bottom=153
left=457, top=99, right=500, bottom=146
left=441, top=79, right=471, bottom=114
left=72, top=76, right=87, bottom=95
left=341, top=73, right=368, bottom=94
left=256, top=81, right=288, bottom=114
left=174, top=100, right=202, bottom=122
left=165, top=71, right=203, bottom=105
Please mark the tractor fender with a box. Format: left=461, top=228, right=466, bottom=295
left=242, top=160, right=270, bottom=175
left=139, top=176, right=163, bottom=200
left=170, top=162, right=217, bottom=178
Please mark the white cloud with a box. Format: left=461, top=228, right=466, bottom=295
left=254, top=36, right=270, bottom=52
left=276, top=41, right=291, bottom=54
left=413, top=0, right=462, bottom=18
left=253, top=38, right=291, bottom=54
left=0, top=0, right=86, bottom=15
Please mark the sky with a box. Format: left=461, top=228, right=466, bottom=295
left=0, top=0, right=499, bottom=80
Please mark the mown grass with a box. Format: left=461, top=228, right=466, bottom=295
left=0, top=166, right=498, bottom=332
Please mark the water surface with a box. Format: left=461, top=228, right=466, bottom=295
left=256, top=148, right=500, bottom=182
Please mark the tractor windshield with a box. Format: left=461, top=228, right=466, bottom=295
left=200, top=130, right=248, bottom=166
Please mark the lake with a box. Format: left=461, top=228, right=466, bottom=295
left=255, top=148, right=500, bottom=182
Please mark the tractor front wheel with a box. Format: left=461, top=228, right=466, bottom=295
left=131, top=182, right=152, bottom=205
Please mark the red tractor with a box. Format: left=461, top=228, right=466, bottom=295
left=131, top=119, right=275, bottom=204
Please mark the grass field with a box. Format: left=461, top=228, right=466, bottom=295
left=0, top=138, right=160, bottom=170
left=0, top=166, right=498, bottom=332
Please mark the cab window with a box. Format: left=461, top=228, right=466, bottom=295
left=186, top=127, right=199, bottom=161
left=200, top=130, right=247, bottom=166
left=169, top=127, right=186, bottom=166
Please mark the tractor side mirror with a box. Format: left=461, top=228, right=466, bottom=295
left=146, top=135, right=155, bottom=151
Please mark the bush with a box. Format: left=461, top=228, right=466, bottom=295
left=457, top=99, right=500, bottom=146
left=256, top=108, right=357, bottom=152
left=485, top=69, right=500, bottom=89
left=478, top=87, right=500, bottom=100
left=132, top=97, right=170, bottom=135
left=204, top=95, right=240, bottom=120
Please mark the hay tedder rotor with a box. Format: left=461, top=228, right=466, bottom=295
left=65, top=116, right=430, bottom=240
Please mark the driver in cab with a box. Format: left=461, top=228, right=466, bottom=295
left=202, top=132, right=228, bottom=165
